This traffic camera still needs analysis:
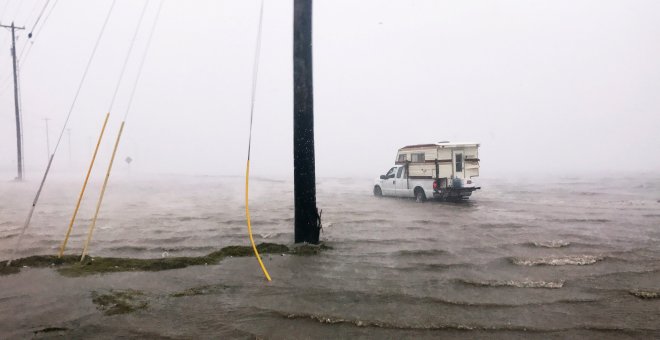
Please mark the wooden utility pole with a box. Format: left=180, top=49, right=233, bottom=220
left=1, top=22, right=26, bottom=181
left=293, top=0, right=321, bottom=244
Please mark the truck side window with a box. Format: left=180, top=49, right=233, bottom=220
left=385, top=167, right=396, bottom=178
left=396, top=167, right=404, bottom=178
left=455, top=153, right=463, bottom=172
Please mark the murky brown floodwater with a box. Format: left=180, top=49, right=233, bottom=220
left=1, top=174, right=659, bottom=338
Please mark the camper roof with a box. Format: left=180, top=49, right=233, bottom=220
left=400, top=142, right=480, bottom=150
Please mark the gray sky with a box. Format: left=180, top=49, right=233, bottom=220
left=0, top=0, right=659, bottom=180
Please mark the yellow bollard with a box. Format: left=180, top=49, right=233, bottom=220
left=245, top=159, right=272, bottom=281
left=80, top=121, right=125, bottom=262
left=59, top=112, right=110, bottom=258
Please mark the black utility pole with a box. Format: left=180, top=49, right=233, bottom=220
left=1, top=22, right=26, bottom=181
left=293, top=0, right=320, bottom=244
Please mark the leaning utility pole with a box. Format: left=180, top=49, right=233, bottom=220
left=293, top=0, right=321, bottom=244
left=1, top=22, right=26, bottom=181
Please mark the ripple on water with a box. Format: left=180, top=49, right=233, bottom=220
left=510, top=255, right=603, bottom=266
left=629, top=290, right=660, bottom=299
left=455, top=278, right=565, bottom=289
left=548, top=218, right=611, bottom=223
left=394, top=249, right=451, bottom=257
left=527, top=240, right=571, bottom=248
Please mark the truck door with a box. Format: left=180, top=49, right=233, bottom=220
left=381, top=166, right=397, bottom=196
left=395, top=165, right=410, bottom=197
left=453, top=151, right=465, bottom=179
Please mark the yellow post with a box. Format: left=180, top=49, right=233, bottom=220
left=245, top=159, right=272, bottom=281
left=58, top=112, right=110, bottom=258
left=80, top=121, right=125, bottom=262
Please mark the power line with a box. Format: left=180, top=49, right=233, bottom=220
left=43, top=117, right=51, bottom=161
left=28, top=0, right=51, bottom=38
left=244, top=0, right=272, bottom=281
left=52, top=0, right=116, bottom=153
left=108, top=0, right=150, bottom=113
left=33, top=0, right=57, bottom=38
left=16, top=0, right=51, bottom=61
left=9, top=0, right=24, bottom=23
left=7, top=0, right=117, bottom=266
left=0, top=0, right=58, bottom=97
left=0, top=1, right=10, bottom=19
left=81, top=0, right=165, bottom=261
left=123, top=0, right=164, bottom=120
left=23, top=0, right=42, bottom=30
left=0, top=1, right=11, bottom=27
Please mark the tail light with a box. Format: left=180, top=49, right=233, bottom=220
left=433, top=181, right=438, bottom=190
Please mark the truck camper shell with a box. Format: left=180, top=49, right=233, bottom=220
left=395, top=142, right=480, bottom=180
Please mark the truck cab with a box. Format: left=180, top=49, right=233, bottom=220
left=374, top=165, right=434, bottom=202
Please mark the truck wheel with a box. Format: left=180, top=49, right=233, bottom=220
left=414, top=188, right=426, bottom=203
left=373, top=186, right=382, bottom=197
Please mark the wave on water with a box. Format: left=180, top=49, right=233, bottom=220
left=283, top=312, right=480, bottom=330
left=350, top=238, right=425, bottom=246
left=395, top=249, right=450, bottom=257
left=629, top=290, right=660, bottom=299
left=343, top=218, right=391, bottom=224
left=274, top=311, right=638, bottom=333
left=176, top=216, right=212, bottom=222
left=411, top=219, right=452, bottom=226
left=477, top=223, right=529, bottom=229
left=0, top=233, right=17, bottom=240
left=549, top=218, right=611, bottom=223
left=457, top=278, right=565, bottom=289
left=528, top=240, right=571, bottom=248
left=642, top=214, right=660, bottom=218
left=397, top=262, right=473, bottom=272
left=572, top=191, right=602, bottom=196
left=511, top=255, right=603, bottom=266
left=258, top=232, right=289, bottom=239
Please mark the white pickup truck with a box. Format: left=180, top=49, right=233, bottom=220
left=373, top=142, right=481, bottom=202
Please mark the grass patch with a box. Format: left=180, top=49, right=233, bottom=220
left=0, top=266, right=20, bottom=275
left=170, top=283, right=234, bottom=298
left=170, top=285, right=211, bottom=297
left=0, top=255, right=79, bottom=276
left=58, top=255, right=210, bottom=277
left=33, top=327, right=68, bottom=335
left=91, top=289, right=148, bottom=315
left=2, top=242, right=330, bottom=277
left=291, top=243, right=333, bottom=256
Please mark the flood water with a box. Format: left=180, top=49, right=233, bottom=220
left=1, top=174, right=659, bottom=338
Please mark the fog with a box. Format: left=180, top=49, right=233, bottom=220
left=1, top=0, right=659, bottom=181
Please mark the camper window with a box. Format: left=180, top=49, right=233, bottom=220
left=411, top=153, right=425, bottom=162
left=455, top=153, right=463, bottom=172
left=397, top=154, right=406, bottom=162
